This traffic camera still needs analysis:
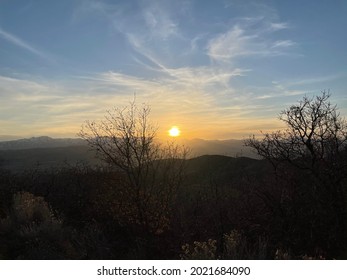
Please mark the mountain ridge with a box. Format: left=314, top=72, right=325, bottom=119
left=0, top=136, right=86, bottom=150
left=0, top=136, right=255, bottom=156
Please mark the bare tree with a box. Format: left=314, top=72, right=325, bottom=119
left=246, top=91, right=347, bottom=171
left=79, top=100, right=187, bottom=233
left=245, top=91, right=347, bottom=256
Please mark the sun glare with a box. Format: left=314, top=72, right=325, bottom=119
left=169, top=126, right=180, bottom=137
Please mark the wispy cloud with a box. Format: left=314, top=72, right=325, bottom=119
left=207, top=19, right=296, bottom=63
left=190, top=34, right=207, bottom=51
left=269, top=22, right=290, bottom=31
left=0, top=27, right=52, bottom=61
left=142, top=3, right=178, bottom=40
left=71, top=0, right=118, bottom=23
left=125, top=28, right=248, bottom=92
left=0, top=74, right=113, bottom=137
left=207, top=25, right=258, bottom=62
left=0, top=73, right=191, bottom=136
left=271, top=40, right=296, bottom=48
left=126, top=35, right=248, bottom=92
left=275, top=73, right=347, bottom=87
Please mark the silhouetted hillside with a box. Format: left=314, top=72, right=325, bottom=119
left=184, top=154, right=269, bottom=188
left=187, top=155, right=262, bottom=176
left=181, top=139, right=256, bottom=158
left=0, top=145, right=101, bottom=171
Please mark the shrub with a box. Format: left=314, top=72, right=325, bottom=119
left=0, top=191, right=73, bottom=259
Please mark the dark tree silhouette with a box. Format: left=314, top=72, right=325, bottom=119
left=79, top=100, right=188, bottom=234
left=245, top=91, right=347, bottom=257
left=246, top=91, right=347, bottom=169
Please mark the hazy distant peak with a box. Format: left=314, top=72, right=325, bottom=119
left=0, top=136, right=86, bottom=150
left=180, top=138, right=255, bottom=158
left=0, top=135, right=23, bottom=142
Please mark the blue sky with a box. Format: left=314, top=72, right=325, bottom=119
left=0, top=0, right=346, bottom=139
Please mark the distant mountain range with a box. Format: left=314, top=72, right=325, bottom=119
left=0, top=135, right=23, bottom=142
left=0, top=136, right=258, bottom=171
left=0, top=136, right=255, bottom=155
left=180, top=138, right=256, bottom=158
left=0, top=136, right=86, bottom=150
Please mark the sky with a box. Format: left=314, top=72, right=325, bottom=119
left=0, top=0, right=347, bottom=140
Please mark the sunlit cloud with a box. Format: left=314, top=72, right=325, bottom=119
left=0, top=75, right=110, bottom=137
left=255, top=95, right=273, bottom=100
left=0, top=68, right=279, bottom=140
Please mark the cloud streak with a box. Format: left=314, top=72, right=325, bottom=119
left=207, top=21, right=296, bottom=63
left=0, top=27, right=51, bottom=61
left=270, top=22, right=290, bottom=31
left=271, top=40, right=296, bottom=48
left=207, top=26, right=256, bottom=61
left=142, top=2, right=178, bottom=40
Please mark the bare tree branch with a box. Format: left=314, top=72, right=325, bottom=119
left=78, top=100, right=188, bottom=233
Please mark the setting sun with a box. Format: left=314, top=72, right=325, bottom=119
left=169, top=126, right=180, bottom=137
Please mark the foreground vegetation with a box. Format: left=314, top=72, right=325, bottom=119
left=0, top=92, right=346, bottom=259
